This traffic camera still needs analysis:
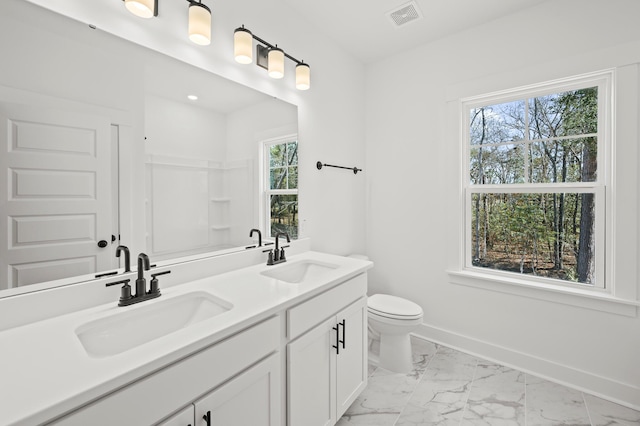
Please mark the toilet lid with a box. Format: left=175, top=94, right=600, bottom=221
left=368, top=294, right=423, bottom=319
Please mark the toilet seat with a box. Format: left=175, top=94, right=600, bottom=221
left=368, top=294, right=423, bottom=320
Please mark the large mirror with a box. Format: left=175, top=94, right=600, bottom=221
left=0, top=0, right=298, bottom=296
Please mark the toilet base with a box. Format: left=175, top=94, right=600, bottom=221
left=378, top=333, right=413, bottom=374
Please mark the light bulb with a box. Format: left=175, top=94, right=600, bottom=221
left=124, top=0, right=156, bottom=18
left=296, top=63, right=310, bottom=90
left=268, top=47, right=284, bottom=79
left=234, top=27, right=253, bottom=64
left=188, top=2, right=211, bottom=46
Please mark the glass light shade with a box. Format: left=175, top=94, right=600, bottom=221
left=268, top=48, right=285, bottom=79
left=296, top=63, right=311, bottom=90
left=124, top=0, right=155, bottom=18
left=188, top=3, right=211, bottom=46
left=234, top=28, right=253, bottom=64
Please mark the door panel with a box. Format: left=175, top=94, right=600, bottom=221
left=0, top=102, right=113, bottom=289
left=287, top=317, right=336, bottom=426
left=195, top=354, right=281, bottom=426
left=335, top=297, right=368, bottom=418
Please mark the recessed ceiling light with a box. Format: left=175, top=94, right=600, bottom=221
left=187, top=95, right=198, bottom=101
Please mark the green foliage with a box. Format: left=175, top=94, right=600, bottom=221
left=270, top=194, right=298, bottom=239
left=268, top=141, right=299, bottom=239
left=470, top=88, right=598, bottom=284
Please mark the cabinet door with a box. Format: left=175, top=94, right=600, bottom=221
left=157, top=405, right=195, bottom=426
left=335, top=297, right=368, bottom=418
left=287, top=317, right=337, bottom=426
left=194, top=353, right=280, bottom=426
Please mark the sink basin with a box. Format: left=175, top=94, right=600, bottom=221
left=76, top=292, right=232, bottom=357
left=260, top=260, right=339, bottom=283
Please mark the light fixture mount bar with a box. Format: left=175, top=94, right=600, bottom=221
left=235, top=25, right=310, bottom=90
left=251, top=33, right=305, bottom=66
left=186, top=0, right=210, bottom=13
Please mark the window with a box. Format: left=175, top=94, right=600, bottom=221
left=463, top=72, right=611, bottom=289
left=262, top=137, right=298, bottom=239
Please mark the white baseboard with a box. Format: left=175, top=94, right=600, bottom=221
left=413, top=322, right=640, bottom=411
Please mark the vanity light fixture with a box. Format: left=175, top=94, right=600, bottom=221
left=267, top=46, right=285, bottom=79
left=233, top=25, right=311, bottom=90
left=234, top=26, right=253, bottom=64
left=124, top=0, right=157, bottom=18
left=187, top=0, right=211, bottom=46
left=122, top=0, right=211, bottom=46
left=295, top=62, right=311, bottom=90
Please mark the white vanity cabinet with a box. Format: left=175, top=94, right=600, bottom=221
left=51, top=317, right=280, bottom=426
left=157, top=405, right=195, bottom=426
left=25, top=256, right=373, bottom=426
left=194, top=354, right=280, bottom=426
left=158, top=354, right=281, bottom=426
left=287, top=274, right=368, bottom=426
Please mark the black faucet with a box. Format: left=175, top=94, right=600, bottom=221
left=107, top=252, right=170, bottom=307
left=273, top=232, right=290, bottom=263
left=115, top=245, right=131, bottom=272
left=249, top=228, right=262, bottom=247
left=111, top=252, right=167, bottom=306
left=263, top=232, right=290, bottom=266
left=135, top=253, right=150, bottom=298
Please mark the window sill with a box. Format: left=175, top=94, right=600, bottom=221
left=447, top=269, right=639, bottom=317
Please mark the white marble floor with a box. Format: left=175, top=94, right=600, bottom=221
left=337, top=337, right=640, bottom=426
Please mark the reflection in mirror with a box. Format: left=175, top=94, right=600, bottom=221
left=0, top=0, right=298, bottom=296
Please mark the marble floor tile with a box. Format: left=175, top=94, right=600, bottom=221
left=461, top=362, right=526, bottom=426
left=395, top=347, right=477, bottom=426
left=526, top=376, right=591, bottom=426
left=368, top=362, right=378, bottom=377
left=339, top=336, right=640, bottom=426
left=584, top=394, right=640, bottom=426
left=410, top=335, right=439, bottom=374
left=339, top=335, right=438, bottom=425
left=338, top=365, right=421, bottom=425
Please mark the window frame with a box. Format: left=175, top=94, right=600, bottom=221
left=260, top=135, right=299, bottom=240
left=461, top=71, right=613, bottom=293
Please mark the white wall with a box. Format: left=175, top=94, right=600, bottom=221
left=145, top=95, right=227, bottom=160
left=365, top=0, right=640, bottom=408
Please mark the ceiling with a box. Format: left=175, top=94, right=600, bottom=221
left=143, top=48, right=276, bottom=114
left=281, top=0, right=550, bottom=64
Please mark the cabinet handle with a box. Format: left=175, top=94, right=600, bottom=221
left=332, top=324, right=340, bottom=355
left=340, top=319, right=346, bottom=349
left=203, top=410, right=211, bottom=426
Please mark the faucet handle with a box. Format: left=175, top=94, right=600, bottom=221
left=149, top=270, right=170, bottom=295
left=105, top=278, right=133, bottom=306
left=262, top=248, right=274, bottom=265
left=279, top=245, right=290, bottom=262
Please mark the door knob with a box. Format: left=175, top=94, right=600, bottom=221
left=97, top=240, right=108, bottom=248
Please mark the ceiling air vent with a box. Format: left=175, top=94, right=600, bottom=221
left=387, top=1, right=423, bottom=27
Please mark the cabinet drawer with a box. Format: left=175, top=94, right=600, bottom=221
left=287, top=273, right=367, bottom=340
left=51, top=316, right=280, bottom=426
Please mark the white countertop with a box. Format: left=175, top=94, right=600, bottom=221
left=0, top=251, right=372, bottom=426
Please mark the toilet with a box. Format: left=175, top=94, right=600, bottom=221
left=349, top=255, right=424, bottom=374
left=368, top=294, right=423, bottom=373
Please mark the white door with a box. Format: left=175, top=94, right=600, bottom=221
left=287, top=317, right=336, bottom=426
left=194, top=354, right=281, bottom=426
left=0, top=102, right=113, bottom=290
left=335, top=297, right=368, bottom=418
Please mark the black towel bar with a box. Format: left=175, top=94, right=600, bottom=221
left=316, top=161, right=362, bottom=175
